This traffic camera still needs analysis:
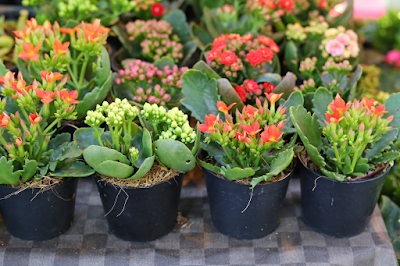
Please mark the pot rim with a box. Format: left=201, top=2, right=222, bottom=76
left=298, top=155, right=391, bottom=184
left=0, top=176, right=73, bottom=192
left=202, top=160, right=296, bottom=188
left=93, top=172, right=184, bottom=190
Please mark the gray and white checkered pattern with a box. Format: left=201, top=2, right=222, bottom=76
left=0, top=177, right=396, bottom=266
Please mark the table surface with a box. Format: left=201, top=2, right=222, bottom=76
left=0, top=176, right=396, bottom=266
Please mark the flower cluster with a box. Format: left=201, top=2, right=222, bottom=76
left=246, top=0, right=296, bottom=22
left=321, top=26, right=359, bottom=61
left=133, top=0, right=164, bottom=17
left=199, top=94, right=286, bottom=169
left=115, top=59, right=188, bottom=106
left=141, top=103, right=196, bottom=143
left=384, top=50, right=400, bottom=68
left=322, top=59, right=352, bottom=74
left=299, top=57, right=317, bottom=75
left=126, top=20, right=183, bottom=63
left=286, top=20, right=328, bottom=43
left=234, top=79, right=276, bottom=103
left=293, top=78, right=316, bottom=93
left=207, top=34, right=279, bottom=83
left=322, top=95, right=394, bottom=178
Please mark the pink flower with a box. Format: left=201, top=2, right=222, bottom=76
left=335, top=33, right=350, bottom=45
left=348, top=42, right=360, bottom=58
left=325, top=39, right=345, bottom=57
left=384, top=50, right=400, bottom=68
left=346, top=30, right=358, bottom=41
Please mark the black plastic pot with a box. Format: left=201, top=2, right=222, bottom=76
left=203, top=167, right=294, bottom=240
left=298, top=161, right=390, bottom=238
left=0, top=177, right=78, bottom=241
left=93, top=173, right=184, bottom=242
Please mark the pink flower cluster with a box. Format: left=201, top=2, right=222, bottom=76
left=115, top=59, right=188, bottom=106
left=299, top=57, right=317, bottom=73
left=322, top=59, right=352, bottom=73
left=126, top=20, right=183, bottom=63
left=321, top=27, right=359, bottom=61
left=384, top=50, right=400, bottom=68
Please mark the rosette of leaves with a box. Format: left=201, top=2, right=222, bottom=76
left=290, top=88, right=400, bottom=181
left=76, top=99, right=200, bottom=179
left=197, top=96, right=301, bottom=188
left=112, top=10, right=197, bottom=68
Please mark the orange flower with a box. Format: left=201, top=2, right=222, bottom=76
left=0, top=112, right=10, bottom=127
left=84, top=19, right=109, bottom=42
left=35, top=88, right=55, bottom=104
left=15, top=137, right=25, bottom=147
left=18, top=42, right=41, bottom=61
left=325, top=111, right=342, bottom=124
left=261, top=125, right=283, bottom=143
left=265, top=93, right=283, bottom=105
left=60, top=28, right=76, bottom=34
left=26, top=18, right=39, bottom=30
left=222, top=122, right=234, bottom=133
left=53, top=40, right=69, bottom=55
left=41, top=71, right=63, bottom=83
left=217, top=101, right=236, bottom=115
left=371, top=104, right=389, bottom=116
left=29, top=112, right=43, bottom=124
left=328, top=94, right=351, bottom=114
left=243, top=121, right=261, bottom=136
left=14, top=26, right=31, bottom=39
left=198, top=114, right=219, bottom=133
left=241, top=34, right=253, bottom=42
left=235, top=131, right=247, bottom=142
left=10, top=79, right=32, bottom=97
left=43, top=20, right=52, bottom=32
left=243, top=105, right=255, bottom=119
left=59, top=90, right=79, bottom=104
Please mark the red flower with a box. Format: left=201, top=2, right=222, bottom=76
left=257, top=36, right=274, bottom=46
left=329, top=94, right=351, bottom=114
left=371, top=104, right=389, bottom=116
left=318, top=0, right=328, bottom=9
left=59, top=90, right=79, bottom=104
left=29, top=112, right=43, bottom=124
left=247, top=50, right=263, bottom=66
left=261, top=125, right=283, bottom=143
left=35, top=88, right=55, bottom=104
left=212, top=41, right=227, bottom=53
left=325, top=111, right=342, bottom=124
left=41, top=71, right=63, bottom=83
left=258, top=47, right=274, bottom=62
left=234, top=85, right=247, bottom=102
left=243, top=121, right=261, bottom=136
left=263, top=82, right=276, bottom=93
left=198, top=114, right=219, bottom=133
left=241, top=34, right=253, bottom=43
left=53, top=40, right=69, bottom=55
left=222, top=122, right=234, bottom=133
left=207, top=51, right=219, bottom=61
left=243, top=105, right=255, bottom=119
left=219, top=51, right=238, bottom=67
left=18, top=42, right=41, bottom=61
left=279, top=0, right=295, bottom=11
left=266, top=93, right=283, bottom=105
left=0, top=112, right=10, bottom=127
left=244, top=79, right=259, bottom=93
left=151, top=3, right=164, bottom=17
left=235, top=131, right=247, bottom=142
left=217, top=101, right=236, bottom=114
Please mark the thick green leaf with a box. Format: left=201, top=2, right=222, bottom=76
left=181, top=70, right=220, bottom=123
left=217, top=78, right=245, bottom=112
left=83, top=145, right=131, bottom=169
left=48, top=133, right=71, bottom=150
left=193, top=60, right=221, bottom=80
left=95, top=160, right=134, bottom=178
left=312, top=87, right=333, bottom=127
left=131, top=127, right=152, bottom=167
left=127, top=155, right=155, bottom=180
left=347, top=65, right=363, bottom=101
left=21, top=160, right=38, bottom=182
left=95, top=47, right=112, bottom=86
left=0, top=157, right=21, bottom=186
left=164, top=10, right=190, bottom=44
left=282, top=91, right=304, bottom=133
left=0, top=61, right=8, bottom=76
left=381, top=195, right=400, bottom=240
left=284, top=41, right=299, bottom=74
left=384, top=93, right=400, bottom=133
left=372, top=151, right=400, bottom=164
left=73, top=127, right=112, bottom=151
left=273, top=72, right=296, bottom=100
left=203, top=7, right=225, bottom=38
left=191, top=127, right=202, bottom=156
left=153, top=139, right=195, bottom=172
left=50, top=160, right=95, bottom=177
left=112, top=25, right=136, bottom=58
left=181, top=41, right=198, bottom=67
left=290, top=106, right=325, bottom=167
left=190, top=22, right=213, bottom=49
left=321, top=168, right=346, bottom=181
left=250, top=148, right=294, bottom=188
left=197, top=158, right=221, bottom=174
left=365, top=129, right=398, bottom=159
left=154, top=57, right=175, bottom=69
left=254, top=73, right=282, bottom=86
left=220, top=165, right=256, bottom=181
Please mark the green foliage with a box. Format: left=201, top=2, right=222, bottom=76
left=372, top=151, right=400, bottom=165
left=254, top=73, right=282, bottom=86
left=312, top=87, right=333, bottom=127
left=21, top=160, right=39, bottom=182
left=153, top=139, right=196, bottom=172
left=216, top=79, right=245, bottom=112
left=0, top=157, right=23, bottom=186
left=219, top=166, right=256, bottom=181
left=127, top=155, right=155, bottom=180
left=0, top=60, right=7, bottom=76
left=384, top=93, right=400, bottom=137
left=380, top=195, right=400, bottom=252
left=273, top=72, right=296, bottom=100
left=164, top=10, right=190, bottom=44
left=281, top=91, right=304, bottom=133
left=365, top=129, right=399, bottom=159
left=74, top=128, right=112, bottom=151
left=190, top=22, right=213, bottom=50
left=203, top=7, right=224, bottom=39
left=284, top=41, right=299, bottom=74
left=50, top=160, right=95, bottom=177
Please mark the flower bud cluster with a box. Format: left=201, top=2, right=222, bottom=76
left=246, top=0, right=296, bottom=22
left=129, top=147, right=139, bottom=164
left=91, top=98, right=139, bottom=128
left=293, top=78, right=316, bottom=93
left=207, top=34, right=279, bottom=84
left=322, top=59, right=352, bottom=75
left=320, top=26, right=359, bottom=61
left=286, top=20, right=329, bottom=43
left=299, top=57, right=317, bottom=74
left=57, top=0, right=98, bottom=19
left=199, top=96, right=287, bottom=168
left=115, top=59, right=188, bottom=106
left=134, top=0, right=159, bottom=11
left=216, top=5, right=237, bottom=29
left=126, top=20, right=183, bottom=63
left=286, top=23, right=307, bottom=41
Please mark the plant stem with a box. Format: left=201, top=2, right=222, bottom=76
left=67, top=65, right=79, bottom=88
left=43, top=119, right=59, bottom=135
left=78, top=55, right=89, bottom=94
left=222, top=146, right=240, bottom=167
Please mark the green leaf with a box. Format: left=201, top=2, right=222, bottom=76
left=0, top=157, right=21, bottom=186
left=95, top=160, right=134, bottom=178
left=384, top=93, right=400, bottom=133
left=193, top=60, right=221, bottom=80
left=164, top=10, right=190, bottom=44
left=219, top=165, right=256, bottom=181
left=112, top=25, right=137, bottom=58
left=127, top=155, right=155, bottom=180
left=282, top=91, right=304, bottom=133
left=73, top=127, right=112, bottom=151
left=153, top=57, right=175, bottom=69
left=95, top=46, right=111, bottom=86
left=321, top=168, right=346, bottom=181
left=181, top=70, right=220, bottom=123
left=202, top=0, right=224, bottom=8
left=21, top=160, right=38, bottom=182
left=131, top=127, right=152, bottom=167
left=365, top=129, right=398, bottom=159
left=50, top=160, right=95, bottom=177
left=0, top=60, right=8, bottom=76
left=181, top=41, right=198, bottom=67
left=347, top=65, right=363, bottom=101
left=273, top=72, right=296, bottom=100
left=216, top=78, right=245, bottom=112
left=197, top=158, right=221, bottom=174
left=284, top=41, right=299, bottom=74
left=312, top=87, right=333, bottom=127
left=191, top=127, right=202, bottom=156
left=372, top=151, right=400, bottom=164
left=190, top=22, right=213, bottom=49
left=153, top=139, right=196, bottom=172
left=203, top=7, right=225, bottom=38
left=290, top=106, right=325, bottom=167
left=48, top=133, right=71, bottom=151
left=380, top=195, right=400, bottom=240
left=254, top=73, right=282, bottom=86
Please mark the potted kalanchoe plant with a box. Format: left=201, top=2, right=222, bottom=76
left=0, top=70, right=94, bottom=241
left=13, top=18, right=112, bottom=121
left=75, top=99, right=199, bottom=241
left=197, top=92, right=301, bottom=239
left=290, top=88, right=400, bottom=237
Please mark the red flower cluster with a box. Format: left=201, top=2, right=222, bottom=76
left=151, top=3, right=164, bottom=17
left=246, top=0, right=296, bottom=22
left=234, top=79, right=276, bottom=102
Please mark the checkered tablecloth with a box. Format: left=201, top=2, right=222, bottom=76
left=0, top=176, right=396, bottom=266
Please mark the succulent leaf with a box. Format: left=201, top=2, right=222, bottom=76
left=372, top=151, right=400, bottom=164
left=312, top=87, right=333, bottom=127
left=197, top=158, right=222, bottom=174
left=216, top=78, right=245, bottom=112
left=153, top=139, right=196, bottom=172
left=321, top=168, right=346, bottom=181
left=50, top=160, right=95, bottom=177
left=95, top=160, right=134, bottom=178
left=284, top=41, right=299, bottom=74
left=0, top=157, right=22, bottom=186
left=273, top=72, right=296, bottom=100
left=192, top=60, right=221, bottom=80
left=74, top=127, right=112, bottom=151
left=21, top=160, right=38, bottom=182
left=282, top=91, right=304, bottom=133
left=127, top=155, right=155, bottom=180
left=365, top=129, right=398, bottom=159
left=219, top=165, right=256, bottom=181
